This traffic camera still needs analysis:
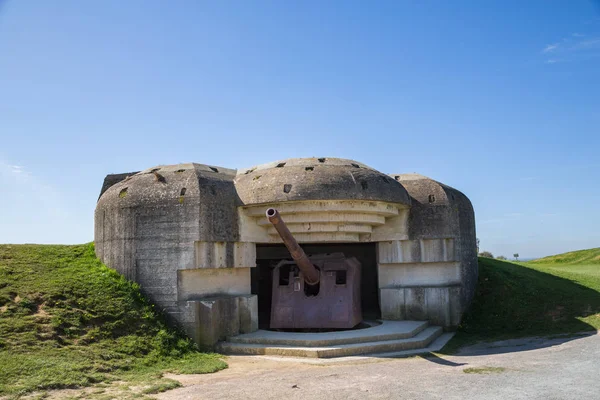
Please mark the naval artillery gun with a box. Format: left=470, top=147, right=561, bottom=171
left=266, top=208, right=362, bottom=329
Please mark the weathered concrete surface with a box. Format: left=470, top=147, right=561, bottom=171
left=156, top=333, right=600, bottom=400
left=381, top=174, right=478, bottom=328
left=217, top=326, right=443, bottom=358
left=235, top=158, right=412, bottom=206
left=98, top=171, right=140, bottom=199
left=95, top=159, right=477, bottom=347
left=94, top=163, right=251, bottom=345
left=239, top=199, right=408, bottom=243
left=179, top=295, right=258, bottom=346
left=223, top=320, right=430, bottom=346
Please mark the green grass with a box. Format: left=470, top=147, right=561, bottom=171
left=442, top=256, right=600, bottom=353
left=463, top=366, right=506, bottom=374
left=0, top=243, right=226, bottom=398
left=530, top=247, right=600, bottom=265
left=141, top=379, right=182, bottom=394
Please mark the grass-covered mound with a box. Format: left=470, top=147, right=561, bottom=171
left=0, top=243, right=226, bottom=398
left=443, top=257, right=600, bottom=352
left=530, top=247, right=600, bottom=265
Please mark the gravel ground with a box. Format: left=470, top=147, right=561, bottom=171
left=156, top=332, right=600, bottom=400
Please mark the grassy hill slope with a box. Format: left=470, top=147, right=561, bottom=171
left=443, top=256, right=600, bottom=352
left=531, top=247, right=600, bottom=265
left=0, top=244, right=226, bottom=398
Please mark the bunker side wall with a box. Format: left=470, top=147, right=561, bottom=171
left=379, top=176, right=477, bottom=328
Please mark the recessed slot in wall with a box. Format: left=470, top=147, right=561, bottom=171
left=119, top=188, right=128, bottom=198
left=245, top=168, right=255, bottom=174
left=351, top=163, right=360, bottom=168
left=175, top=169, right=186, bottom=173
left=283, top=184, right=292, bottom=193
left=209, top=167, right=219, bottom=173
left=180, top=188, right=187, bottom=196
left=429, top=194, right=436, bottom=203
left=335, top=270, right=347, bottom=285
left=318, top=158, right=326, bottom=163
left=276, top=162, right=286, bottom=168
left=305, top=166, right=314, bottom=171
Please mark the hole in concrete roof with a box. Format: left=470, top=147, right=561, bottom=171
left=119, top=188, right=128, bottom=198
left=150, top=168, right=160, bottom=173
left=394, top=175, right=400, bottom=180
left=175, top=169, right=186, bottom=173
left=153, top=171, right=166, bottom=183
left=318, top=158, right=326, bottom=163
left=351, top=163, right=360, bottom=168
left=361, top=181, right=368, bottom=190
left=429, top=194, right=436, bottom=203
left=180, top=188, right=186, bottom=196
left=253, top=175, right=261, bottom=181
left=245, top=168, right=255, bottom=174
left=305, top=166, right=314, bottom=171
left=209, top=167, right=219, bottom=173
left=276, top=162, right=286, bottom=168
left=283, top=184, right=292, bottom=193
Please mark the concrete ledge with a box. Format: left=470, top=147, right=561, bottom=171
left=378, top=262, right=461, bottom=287
left=227, top=320, right=428, bottom=346
left=193, top=241, right=256, bottom=269
left=218, top=326, right=443, bottom=358
left=180, top=294, right=258, bottom=347
left=244, top=332, right=456, bottom=364
left=378, top=239, right=456, bottom=264
left=177, top=268, right=250, bottom=301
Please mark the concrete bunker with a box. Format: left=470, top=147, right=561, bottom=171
left=95, top=158, right=477, bottom=348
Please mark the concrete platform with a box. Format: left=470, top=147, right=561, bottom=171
left=217, top=320, right=446, bottom=358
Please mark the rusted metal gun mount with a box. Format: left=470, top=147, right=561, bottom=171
left=266, top=207, right=362, bottom=329
left=266, top=208, right=320, bottom=285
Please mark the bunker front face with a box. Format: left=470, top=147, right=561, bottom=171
left=95, top=157, right=477, bottom=350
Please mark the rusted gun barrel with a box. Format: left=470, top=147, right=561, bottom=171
left=266, top=208, right=320, bottom=285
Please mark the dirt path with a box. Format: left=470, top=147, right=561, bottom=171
left=156, top=332, right=600, bottom=400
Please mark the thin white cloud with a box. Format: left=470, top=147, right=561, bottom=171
left=542, top=43, right=559, bottom=53
left=540, top=34, right=600, bottom=62
left=9, top=165, right=28, bottom=175
left=573, top=38, right=600, bottom=50
left=0, top=160, right=70, bottom=220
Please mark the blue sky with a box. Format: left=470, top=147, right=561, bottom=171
left=1, top=1, right=599, bottom=258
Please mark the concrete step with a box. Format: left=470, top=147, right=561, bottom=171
left=227, top=320, right=429, bottom=347
left=218, top=325, right=443, bottom=358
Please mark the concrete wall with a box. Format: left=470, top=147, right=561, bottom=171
left=379, top=174, right=478, bottom=328
left=95, top=163, right=258, bottom=347
left=95, top=159, right=477, bottom=346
